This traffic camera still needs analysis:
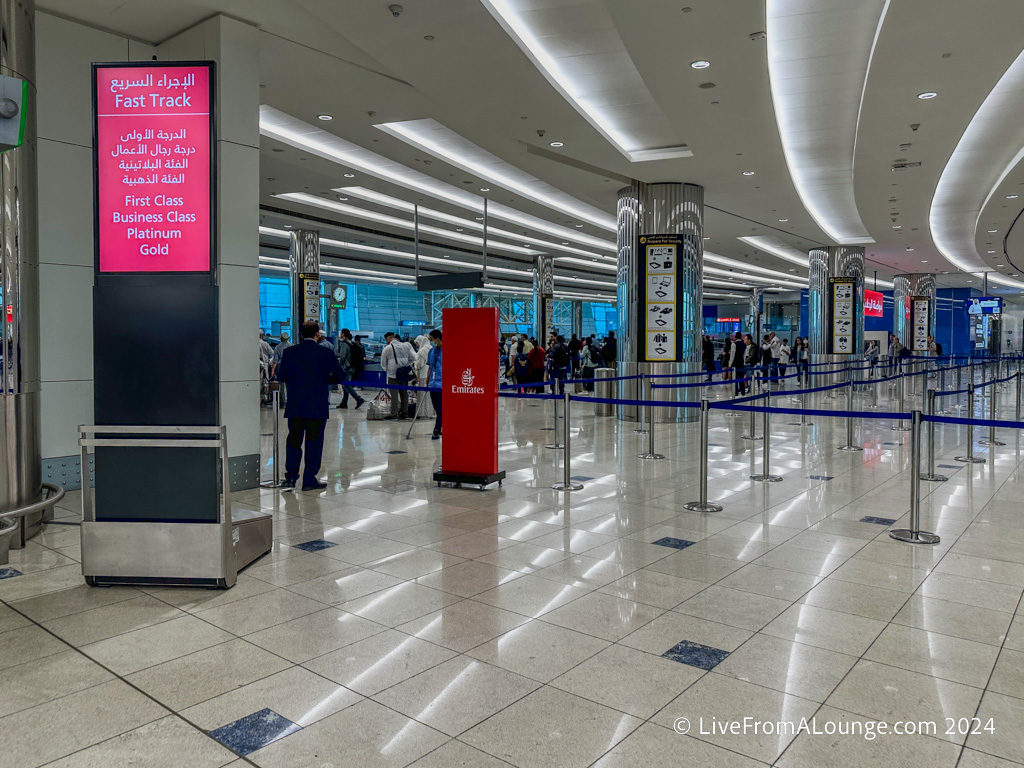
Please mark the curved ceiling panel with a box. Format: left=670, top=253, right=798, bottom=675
left=931, top=45, right=1024, bottom=287
left=766, top=0, right=886, bottom=245
left=478, top=0, right=692, bottom=162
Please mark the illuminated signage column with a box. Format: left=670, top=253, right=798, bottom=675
left=91, top=62, right=220, bottom=525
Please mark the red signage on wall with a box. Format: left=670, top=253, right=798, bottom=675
left=864, top=289, right=884, bottom=317
left=441, top=307, right=499, bottom=477
left=94, top=63, right=213, bottom=273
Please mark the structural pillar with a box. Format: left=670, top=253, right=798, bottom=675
left=617, top=181, right=703, bottom=423
left=290, top=230, right=321, bottom=340
left=749, top=287, right=764, bottom=340
left=808, top=246, right=865, bottom=378
left=571, top=300, right=583, bottom=340
left=893, top=273, right=936, bottom=352
left=0, top=0, right=42, bottom=546
left=533, top=253, right=553, bottom=343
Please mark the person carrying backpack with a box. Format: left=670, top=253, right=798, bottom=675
left=335, top=328, right=366, bottom=410
left=528, top=344, right=546, bottom=393
left=579, top=340, right=599, bottom=391
left=549, top=335, right=570, bottom=394
left=512, top=342, right=531, bottom=389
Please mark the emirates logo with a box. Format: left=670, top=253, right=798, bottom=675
left=452, top=367, right=484, bottom=395
left=461, top=368, right=475, bottom=387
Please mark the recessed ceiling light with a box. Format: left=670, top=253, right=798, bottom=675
left=284, top=224, right=292, bottom=228
left=742, top=171, right=755, bottom=176
left=892, top=225, right=902, bottom=230
left=343, top=173, right=355, bottom=178
left=337, top=196, right=348, bottom=201
left=442, top=254, right=449, bottom=258
left=988, top=250, right=996, bottom=253
left=690, top=60, right=711, bottom=69
left=921, top=260, right=928, bottom=263
left=317, top=114, right=333, bottom=121
left=480, top=187, right=490, bottom=192
left=988, top=229, right=998, bottom=233
left=575, top=224, right=583, bottom=228
left=1007, top=194, right=1020, bottom=199
left=905, top=247, right=914, bottom=251
left=475, top=217, right=483, bottom=221
left=549, top=141, right=564, bottom=148
left=998, top=263, right=1005, bottom=267
left=967, top=279, right=973, bottom=282
left=778, top=218, right=788, bottom=222
left=456, top=228, right=464, bottom=232
left=423, top=35, right=435, bottom=41
left=918, top=91, right=938, bottom=100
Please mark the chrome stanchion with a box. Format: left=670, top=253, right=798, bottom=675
left=953, top=365, right=964, bottom=412
left=978, top=371, right=1006, bottom=447
left=552, top=390, right=583, bottom=491
left=955, top=384, right=985, bottom=464
left=545, top=390, right=563, bottom=450
left=638, top=392, right=665, bottom=460
left=892, top=372, right=911, bottom=432
left=937, top=367, right=950, bottom=415
left=684, top=399, right=723, bottom=513
left=261, top=388, right=281, bottom=489
left=750, top=391, right=782, bottom=483
left=634, top=373, right=649, bottom=434
left=788, top=385, right=811, bottom=427
left=890, top=410, right=940, bottom=545
left=838, top=381, right=863, bottom=452
left=920, top=390, right=947, bottom=482
left=742, top=371, right=761, bottom=440
left=1016, top=371, right=1022, bottom=422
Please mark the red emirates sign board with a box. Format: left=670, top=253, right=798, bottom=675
left=94, top=63, right=213, bottom=273
left=441, top=307, right=498, bottom=477
left=864, top=289, right=884, bottom=317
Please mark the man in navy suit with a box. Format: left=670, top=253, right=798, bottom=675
left=274, top=321, right=344, bottom=491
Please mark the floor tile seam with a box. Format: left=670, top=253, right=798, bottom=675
left=0, top=596, right=263, bottom=768
left=38, top=609, right=193, bottom=651
left=0, top=674, right=113, bottom=723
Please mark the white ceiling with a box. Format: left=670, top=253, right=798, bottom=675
left=40, top=0, right=1024, bottom=301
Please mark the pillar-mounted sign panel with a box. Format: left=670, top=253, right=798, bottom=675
left=911, top=296, right=931, bottom=352
left=93, top=62, right=214, bottom=273
left=829, top=277, right=857, bottom=355
left=639, top=233, right=684, bottom=361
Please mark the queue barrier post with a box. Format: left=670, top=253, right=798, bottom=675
left=639, top=386, right=665, bottom=460
left=552, top=390, right=583, bottom=491
left=261, top=388, right=281, bottom=489
left=1016, top=371, right=1022, bottom=423
left=545, top=389, right=563, bottom=450
left=889, top=410, right=941, bottom=546
left=978, top=368, right=1006, bottom=448
left=683, top=399, right=723, bottom=513
left=634, top=373, right=649, bottom=435
left=954, top=365, right=964, bottom=412
left=892, top=372, right=911, bottom=432
left=919, top=389, right=948, bottom=482
left=954, top=384, right=986, bottom=464
left=750, top=391, right=782, bottom=483
left=838, top=380, right=863, bottom=452
left=742, top=371, right=761, bottom=440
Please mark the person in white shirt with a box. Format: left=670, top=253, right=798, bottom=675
left=381, top=331, right=415, bottom=419
left=778, top=339, right=791, bottom=381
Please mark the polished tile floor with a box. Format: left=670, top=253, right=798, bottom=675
left=3, top=376, right=1024, bottom=767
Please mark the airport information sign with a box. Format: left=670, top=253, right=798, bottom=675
left=94, top=62, right=214, bottom=273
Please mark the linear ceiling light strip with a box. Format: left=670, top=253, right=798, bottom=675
left=374, top=120, right=615, bottom=231
left=478, top=0, right=691, bottom=162
left=930, top=45, right=1024, bottom=286
left=766, top=0, right=883, bottom=244
left=260, top=107, right=614, bottom=252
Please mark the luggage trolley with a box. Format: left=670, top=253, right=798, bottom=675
left=78, top=425, right=272, bottom=588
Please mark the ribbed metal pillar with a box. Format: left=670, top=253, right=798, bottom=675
left=749, top=287, right=764, bottom=340
left=533, top=254, right=554, bottom=343
left=808, top=246, right=864, bottom=379
left=893, top=274, right=936, bottom=349
left=289, top=230, right=320, bottom=339
left=0, top=0, right=41, bottom=545
left=616, top=181, right=703, bottom=423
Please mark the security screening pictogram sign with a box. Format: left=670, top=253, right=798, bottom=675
left=828, top=277, right=857, bottom=355
left=638, top=234, right=684, bottom=362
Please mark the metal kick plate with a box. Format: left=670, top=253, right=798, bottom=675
left=81, top=521, right=229, bottom=582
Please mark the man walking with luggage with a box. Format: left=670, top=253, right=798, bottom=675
left=274, top=321, right=345, bottom=492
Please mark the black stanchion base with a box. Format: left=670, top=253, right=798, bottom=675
left=978, top=440, right=1006, bottom=447
left=954, top=455, right=986, bottom=464
left=920, top=473, right=948, bottom=482
left=741, top=434, right=762, bottom=440
left=544, top=443, right=565, bottom=450
left=750, top=474, right=783, bottom=482
left=552, top=481, right=584, bottom=491
left=433, top=470, right=506, bottom=489
left=889, top=528, right=940, bottom=545
left=837, top=445, right=864, bottom=452
left=639, top=452, right=665, bottom=460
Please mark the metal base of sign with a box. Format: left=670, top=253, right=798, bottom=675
left=920, top=473, right=948, bottom=482
left=433, top=469, right=506, bottom=489
left=552, top=481, right=584, bottom=491
left=683, top=501, right=723, bottom=513
left=837, top=445, right=864, bottom=452
left=639, top=452, right=665, bottom=460
left=889, top=528, right=940, bottom=545
left=544, top=442, right=564, bottom=450
left=750, top=474, right=783, bottom=483
left=954, top=455, right=985, bottom=464
left=978, top=439, right=1006, bottom=447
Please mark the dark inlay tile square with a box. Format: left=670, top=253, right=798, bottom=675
left=881, top=442, right=898, bottom=446
left=937, top=464, right=962, bottom=470
left=0, top=567, right=22, bottom=580
left=210, top=708, right=300, bottom=756
left=652, top=537, right=697, bottom=550
left=860, top=516, right=897, bottom=526
left=385, top=450, right=406, bottom=455
left=570, top=476, right=593, bottom=482
left=662, top=640, right=730, bottom=670
left=806, top=475, right=834, bottom=481
left=292, top=539, right=338, bottom=552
